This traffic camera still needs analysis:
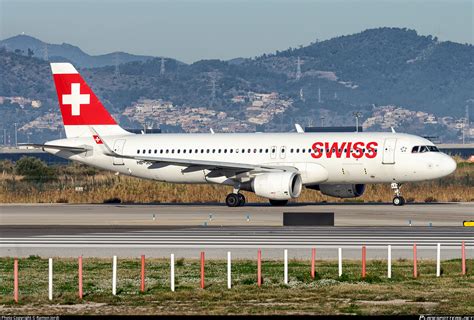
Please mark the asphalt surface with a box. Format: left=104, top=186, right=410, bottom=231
left=1, top=203, right=472, bottom=259
left=1, top=202, right=473, bottom=226
left=1, top=225, right=472, bottom=259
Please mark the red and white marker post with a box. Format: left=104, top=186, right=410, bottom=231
left=13, top=258, right=18, bottom=303
left=413, top=244, right=418, bottom=278
left=257, top=249, right=262, bottom=287
left=362, top=245, right=367, bottom=279
left=141, top=255, right=145, bottom=292
left=461, top=241, right=466, bottom=276
left=200, top=252, right=205, bottom=289
left=78, top=256, right=83, bottom=299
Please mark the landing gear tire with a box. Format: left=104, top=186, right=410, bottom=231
left=238, top=193, right=246, bottom=206
left=269, top=199, right=289, bottom=206
left=392, top=196, right=405, bottom=206
left=226, top=193, right=240, bottom=207
left=391, top=183, right=406, bottom=206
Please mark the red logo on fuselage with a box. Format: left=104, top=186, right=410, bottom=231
left=311, top=141, right=378, bottom=159
left=93, top=135, right=103, bottom=144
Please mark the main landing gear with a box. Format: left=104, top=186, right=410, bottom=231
left=391, top=182, right=406, bottom=206
left=225, top=193, right=246, bottom=207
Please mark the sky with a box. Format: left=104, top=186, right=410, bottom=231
left=0, top=0, right=472, bottom=63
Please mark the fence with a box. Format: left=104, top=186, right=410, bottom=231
left=7, top=242, right=469, bottom=302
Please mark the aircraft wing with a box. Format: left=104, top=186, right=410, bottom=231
left=19, top=143, right=89, bottom=153
left=122, top=154, right=296, bottom=174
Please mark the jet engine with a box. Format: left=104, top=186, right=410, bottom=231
left=241, top=172, right=302, bottom=200
left=308, top=184, right=366, bottom=198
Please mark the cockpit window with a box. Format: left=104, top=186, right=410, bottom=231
left=412, top=145, right=439, bottom=153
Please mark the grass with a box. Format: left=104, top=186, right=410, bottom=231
left=0, top=257, right=473, bottom=315
left=0, top=159, right=473, bottom=204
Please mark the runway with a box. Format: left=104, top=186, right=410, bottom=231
left=1, top=225, right=472, bottom=259
left=1, top=202, right=473, bottom=226
left=1, top=203, right=472, bottom=259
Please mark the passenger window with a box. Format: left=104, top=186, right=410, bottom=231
left=259, top=149, right=263, bottom=153
left=242, top=149, right=245, bottom=153
left=302, top=149, right=305, bottom=153
left=148, top=149, right=151, bottom=154
left=160, top=150, right=163, bottom=154
left=177, top=150, right=180, bottom=154
left=218, top=149, right=221, bottom=153
left=172, top=150, right=175, bottom=154
left=201, top=149, right=204, bottom=153
left=212, top=149, right=215, bottom=153
left=248, top=149, right=251, bottom=153
left=253, top=149, right=257, bottom=153
left=207, top=149, right=210, bottom=153
left=143, top=149, right=146, bottom=154
left=154, top=149, right=157, bottom=154
left=183, top=150, right=186, bottom=154
left=224, top=149, right=227, bottom=153
left=265, top=149, right=268, bottom=153
left=230, top=149, right=233, bottom=153
left=137, top=150, right=140, bottom=154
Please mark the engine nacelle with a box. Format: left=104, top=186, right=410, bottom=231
left=310, top=184, right=366, bottom=198
left=242, top=172, right=303, bottom=200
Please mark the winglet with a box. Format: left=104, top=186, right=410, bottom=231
left=88, top=126, right=115, bottom=155
left=295, top=124, right=304, bottom=133
left=391, top=127, right=396, bottom=133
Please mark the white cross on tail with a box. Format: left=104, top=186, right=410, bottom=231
left=62, top=83, right=90, bottom=116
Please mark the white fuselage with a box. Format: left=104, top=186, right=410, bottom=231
left=46, top=131, right=456, bottom=187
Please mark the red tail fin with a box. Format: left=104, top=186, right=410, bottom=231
left=51, top=63, right=128, bottom=138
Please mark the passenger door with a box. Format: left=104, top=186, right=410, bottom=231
left=113, top=139, right=126, bottom=165
left=382, top=138, right=397, bottom=164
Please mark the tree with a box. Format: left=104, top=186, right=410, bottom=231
left=0, top=160, right=14, bottom=175
left=14, top=156, right=57, bottom=182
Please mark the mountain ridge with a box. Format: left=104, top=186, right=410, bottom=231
left=0, top=27, right=472, bottom=143
left=0, top=34, right=159, bottom=68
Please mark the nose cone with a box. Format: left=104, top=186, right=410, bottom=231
left=441, top=155, right=457, bottom=177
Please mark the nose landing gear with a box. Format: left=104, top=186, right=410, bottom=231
left=391, top=182, right=406, bottom=206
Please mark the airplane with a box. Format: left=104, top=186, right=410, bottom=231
left=24, top=62, right=457, bottom=207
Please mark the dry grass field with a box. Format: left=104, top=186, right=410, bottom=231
left=0, top=158, right=473, bottom=204
left=0, top=257, right=472, bottom=315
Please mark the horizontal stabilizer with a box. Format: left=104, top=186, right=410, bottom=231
left=19, top=143, right=89, bottom=153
